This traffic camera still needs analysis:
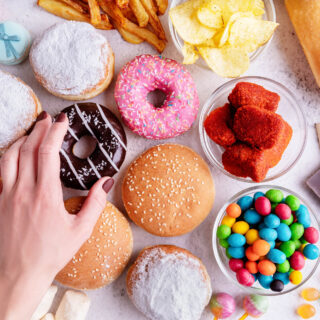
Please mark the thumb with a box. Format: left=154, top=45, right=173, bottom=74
left=76, top=177, right=114, bottom=228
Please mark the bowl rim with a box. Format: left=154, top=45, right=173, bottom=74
left=198, top=76, right=308, bottom=183
left=212, top=184, right=320, bottom=296
left=168, top=0, right=277, bottom=69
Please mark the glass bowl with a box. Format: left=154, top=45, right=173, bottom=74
left=199, top=76, right=307, bottom=183
left=168, top=0, right=276, bottom=69
left=212, top=185, right=320, bottom=296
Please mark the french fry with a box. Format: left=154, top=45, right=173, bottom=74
left=88, top=0, right=101, bottom=25
left=98, top=0, right=165, bottom=52
left=116, top=0, right=129, bottom=9
left=37, top=0, right=112, bottom=29
left=59, top=0, right=88, bottom=13
left=129, top=0, right=149, bottom=27
left=121, top=6, right=138, bottom=23
left=139, top=0, right=166, bottom=40
left=154, top=0, right=167, bottom=15
left=112, top=19, right=143, bottom=44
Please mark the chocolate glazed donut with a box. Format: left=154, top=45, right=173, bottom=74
left=57, top=103, right=127, bottom=190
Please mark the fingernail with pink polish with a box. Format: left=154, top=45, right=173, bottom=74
left=102, top=178, right=114, bottom=194
left=37, top=111, right=48, bottom=122
left=56, top=112, right=67, bottom=122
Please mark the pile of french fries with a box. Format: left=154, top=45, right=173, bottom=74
left=37, top=0, right=168, bottom=52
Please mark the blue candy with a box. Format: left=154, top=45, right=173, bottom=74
left=268, top=240, right=276, bottom=249
left=267, top=249, right=286, bottom=264
left=227, top=246, right=245, bottom=259
left=296, top=205, right=311, bottom=228
left=227, top=234, right=246, bottom=247
left=244, top=209, right=262, bottom=225
left=258, top=274, right=273, bottom=289
left=303, top=244, right=320, bottom=260
left=276, top=223, right=292, bottom=242
left=254, top=192, right=265, bottom=201
left=237, top=196, right=253, bottom=211
left=274, top=272, right=290, bottom=285
left=264, top=214, right=281, bottom=229
left=259, top=228, right=278, bottom=241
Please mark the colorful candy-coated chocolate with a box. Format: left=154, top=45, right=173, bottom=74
left=276, top=260, right=290, bottom=273
left=0, top=21, right=31, bottom=65
left=303, top=244, right=320, bottom=260
left=270, top=279, right=284, bottom=292
left=301, top=288, right=320, bottom=301
left=210, top=292, right=236, bottom=319
left=252, top=239, right=270, bottom=256
left=217, top=225, right=231, bottom=239
left=237, top=196, right=253, bottom=211
left=258, top=260, right=276, bottom=276
left=229, top=258, right=244, bottom=272
left=274, top=272, right=290, bottom=285
left=294, top=239, right=302, bottom=250
left=244, top=209, right=262, bottom=225
left=236, top=268, right=255, bottom=287
left=219, top=239, right=229, bottom=248
left=246, top=246, right=260, bottom=261
left=259, top=228, right=277, bottom=241
left=254, top=192, right=265, bottom=201
left=226, top=203, right=242, bottom=218
left=255, top=197, right=271, bottom=216
left=303, top=227, right=319, bottom=244
left=297, top=304, right=316, bottom=319
left=267, top=248, right=286, bottom=264
left=240, top=295, right=269, bottom=319
left=228, top=246, right=245, bottom=259
left=289, top=270, right=303, bottom=285
left=265, top=189, right=284, bottom=203
left=285, top=195, right=300, bottom=211
left=275, top=203, right=291, bottom=220
left=296, top=210, right=311, bottom=229
left=264, top=214, right=280, bottom=229
left=276, top=223, right=292, bottom=242
left=258, top=274, right=273, bottom=289
left=227, top=233, right=246, bottom=247
left=279, top=240, right=296, bottom=257
left=245, top=261, right=258, bottom=274
left=281, top=214, right=294, bottom=226
left=221, top=215, right=236, bottom=228
left=245, top=229, right=259, bottom=245
left=268, top=240, right=276, bottom=249
left=290, top=223, right=305, bottom=240
left=232, top=221, right=250, bottom=235
left=290, top=251, right=305, bottom=270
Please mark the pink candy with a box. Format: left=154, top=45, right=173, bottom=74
left=229, top=258, right=244, bottom=272
left=236, top=268, right=255, bottom=286
left=275, top=203, right=291, bottom=220
left=304, top=227, right=319, bottom=244
left=255, top=197, right=271, bottom=216
left=290, top=251, right=305, bottom=270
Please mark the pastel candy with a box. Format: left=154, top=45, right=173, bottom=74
left=0, top=21, right=31, bottom=65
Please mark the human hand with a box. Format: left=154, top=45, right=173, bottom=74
left=0, top=111, right=114, bottom=320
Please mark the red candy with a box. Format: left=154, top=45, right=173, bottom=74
left=304, top=227, right=319, bottom=244
left=229, top=258, right=244, bottom=272
left=290, top=251, right=305, bottom=270
left=275, top=203, right=291, bottom=220
left=236, top=268, right=255, bottom=286
left=254, top=197, right=271, bottom=216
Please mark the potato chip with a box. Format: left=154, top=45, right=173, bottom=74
left=196, top=4, right=223, bottom=29
left=182, top=43, right=199, bottom=64
left=229, top=17, right=278, bottom=53
left=169, top=0, right=216, bottom=45
left=198, top=46, right=249, bottom=77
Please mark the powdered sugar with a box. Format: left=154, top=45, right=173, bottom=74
left=130, top=247, right=212, bottom=320
left=30, top=21, right=110, bottom=96
left=0, top=70, right=36, bottom=150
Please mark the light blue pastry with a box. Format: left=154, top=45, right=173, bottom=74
left=0, top=21, right=31, bottom=65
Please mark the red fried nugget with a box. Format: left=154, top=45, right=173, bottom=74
left=204, top=103, right=236, bottom=147
left=228, top=82, right=280, bottom=112
left=233, top=105, right=285, bottom=150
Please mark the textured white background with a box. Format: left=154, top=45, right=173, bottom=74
left=1, top=1, right=320, bottom=319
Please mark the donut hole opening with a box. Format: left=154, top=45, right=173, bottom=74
left=147, top=89, right=167, bottom=108
left=73, top=135, right=97, bottom=159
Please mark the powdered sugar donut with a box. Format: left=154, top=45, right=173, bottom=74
left=114, top=55, right=199, bottom=139
left=0, top=70, right=41, bottom=156
left=127, top=245, right=212, bottom=320
left=30, top=21, right=114, bottom=100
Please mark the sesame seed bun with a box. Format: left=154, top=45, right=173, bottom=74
left=122, top=144, right=215, bottom=237
left=55, top=197, right=133, bottom=290
left=126, top=245, right=212, bottom=320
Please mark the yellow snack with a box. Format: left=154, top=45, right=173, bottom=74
left=196, top=4, right=223, bottom=29
left=182, top=43, right=199, bottom=64
left=198, top=46, right=249, bottom=77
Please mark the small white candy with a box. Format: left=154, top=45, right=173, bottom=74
left=41, top=313, right=55, bottom=320
left=31, top=286, right=58, bottom=320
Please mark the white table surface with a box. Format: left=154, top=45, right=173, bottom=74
left=1, top=1, right=320, bottom=319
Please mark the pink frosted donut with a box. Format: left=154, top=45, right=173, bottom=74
left=114, top=55, right=199, bottom=139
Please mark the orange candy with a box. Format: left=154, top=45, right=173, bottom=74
left=258, top=260, right=276, bottom=276
left=226, top=203, right=242, bottom=218
left=252, top=239, right=271, bottom=256
left=246, top=246, right=260, bottom=261
left=245, top=261, right=258, bottom=274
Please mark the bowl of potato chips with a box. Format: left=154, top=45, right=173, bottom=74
left=169, top=0, right=277, bottom=77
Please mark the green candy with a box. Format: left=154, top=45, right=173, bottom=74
left=280, top=241, right=296, bottom=257
left=217, top=225, right=231, bottom=240
left=290, top=223, right=304, bottom=240
left=281, top=214, right=294, bottom=226
left=301, top=237, right=308, bottom=244
left=219, top=238, right=229, bottom=248
left=289, top=267, right=294, bottom=274
left=293, top=239, right=302, bottom=250
left=266, top=189, right=284, bottom=203
left=226, top=248, right=232, bottom=259
left=271, top=202, right=278, bottom=212
left=277, top=260, right=290, bottom=273
left=285, top=195, right=300, bottom=211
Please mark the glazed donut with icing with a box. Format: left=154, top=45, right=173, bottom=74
left=0, top=69, right=41, bottom=156
left=58, top=103, right=127, bottom=190
left=30, top=21, right=114, bottom=100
